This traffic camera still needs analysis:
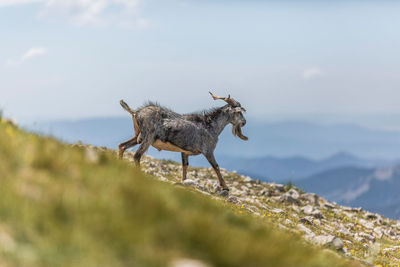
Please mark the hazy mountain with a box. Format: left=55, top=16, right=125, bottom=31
left=297, top=165, right=400, bottom=219
left=29, top=117, right=132, bottom=149
left=216, top=120, right=400, bottom=159
left=214, top=152, right=389, bottom=182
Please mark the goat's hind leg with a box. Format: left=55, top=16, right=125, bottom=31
left=119, top=114, right=141, bottom=159
left=118, top=136, right=139, bottom=159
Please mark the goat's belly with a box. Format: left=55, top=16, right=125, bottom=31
left=152, top=139, right=197, bottom=155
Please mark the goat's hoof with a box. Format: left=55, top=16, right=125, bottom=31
left=217, top=189, right=229, bottom=197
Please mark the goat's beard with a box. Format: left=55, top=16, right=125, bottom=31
left=232, top=124, right=248, bottom=141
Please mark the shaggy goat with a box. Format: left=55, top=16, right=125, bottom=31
left=118, top=92, right=248, bottom=191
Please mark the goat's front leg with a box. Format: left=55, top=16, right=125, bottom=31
left=181, top=153, right=189, bottom=182
left=204, top=153, right=229, bottom=191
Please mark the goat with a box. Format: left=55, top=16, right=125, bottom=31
left=118, top=92, right=248, bottom=192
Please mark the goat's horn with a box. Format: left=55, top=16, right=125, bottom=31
left=209, top=91, right=227, bottom=101
left=209, top=91, right=239, bottom=107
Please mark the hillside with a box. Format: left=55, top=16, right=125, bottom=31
left=136, top=157, right=400, bottom=266
left=0, top=118, right=398, bottom=266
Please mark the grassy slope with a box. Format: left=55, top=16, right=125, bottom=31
left=0, top=119, right=359, bottom=267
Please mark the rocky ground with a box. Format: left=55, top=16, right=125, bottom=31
left=120, top=150, right=400, bottom=267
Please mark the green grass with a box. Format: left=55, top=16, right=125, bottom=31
left=0, top=119, right=360, bottom=267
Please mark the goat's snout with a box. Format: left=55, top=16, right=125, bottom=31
left=241, top=120, right=246, bottom=127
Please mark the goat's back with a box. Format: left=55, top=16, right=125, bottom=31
left=136, top=104, right=181, bottom=120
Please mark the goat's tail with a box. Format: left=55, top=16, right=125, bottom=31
left=120, top=100, right=135, bottom=115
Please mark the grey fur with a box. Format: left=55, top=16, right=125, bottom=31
left=118, top=93, right=248, bottom=191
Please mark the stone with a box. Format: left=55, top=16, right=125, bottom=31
left=286, top=188, right=300, bottom=199
left=230, top=188, right=245, bottom=196
left=331, top=237, right=344, bottom=251
left=258, top=189, right=268, bottom=196
left=312, top=235, right=335, bottom=246
left=291, top=205, right=300, bottom=212
left=365, top=212, right=378, bottom=220
left=204, top=181, right=221, bottom=193
left=301, top=205, right=324, bottom=219
left=359, top=219, right=374, bottom=230
left=285, top=219, right=293, bottom=225
left=278, top=223, right=288, bottom=230
left=279, top=194, right=300, bottom=205
left=169, top=258, right=210, bottom=267
left=85, top=147, right=99, bottom=163
left=384, top=228, right=396, bottom=237
left=301, top=205, right=313, bottom=214
left=337, top=227, right=352, bottom=237
left=299, top=217, right=313, bottom=225
left=323, top=202, right=336, bottom=209
left=273, top=183, right=285, bottom=192
left=243, top=176, right=252, bottom=182
left=375, top=217, right=384, bottom=225
left=245, top=206, right=256, bottom=213
left=302, top=193, right=320, bottom=206
left=217, top=190, right=229, bottom=197
left=298, top=224, right=315, bottom=237
left=343, top=212, right=355, bottom=219
left=0, top=231, right=16, bottom=253
left=357, top=232, right=376, bottom=243
left=343, top=206, right=362, bottom=213
left=227, top=196, right=239, bottom=204
left=331, top=208, right=341, bottom=215
left=182, top=179, right=200, bottom=187
left=271, top=208, right=284, bottom=214
left=382, top=246, right=400, bottom=253
left=279, top=189, right=301, bottom=205
left=394, top=222, right=400, bottom=230
left=354, top=236, right=365, bottom=243
left=312, top=235, right=343, bottom=251
left=373, top=227, right=384, bottom=239
left=158, top=176, right=169, bottom=182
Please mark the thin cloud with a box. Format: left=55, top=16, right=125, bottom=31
left=6, top=47, right=48, bottom=67
left=302, top=67, right=323, bottom=79
left=39, top=0, right=144, bottom=27
left=22, top=47, right=47, bottom=61
left=0, top=0, right=43, bottom=7
left=0, top=0, right=146, bottom=28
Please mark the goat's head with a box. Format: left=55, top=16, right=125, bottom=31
left=209, top=91, right=248, bottom=141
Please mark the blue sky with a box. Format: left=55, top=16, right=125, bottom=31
left=1, top=0, right=400, bottom=129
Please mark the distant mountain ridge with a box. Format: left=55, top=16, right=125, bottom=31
left=297, top=164, right=400, bottom=219
left=213, top=151, right=390, bottom=182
